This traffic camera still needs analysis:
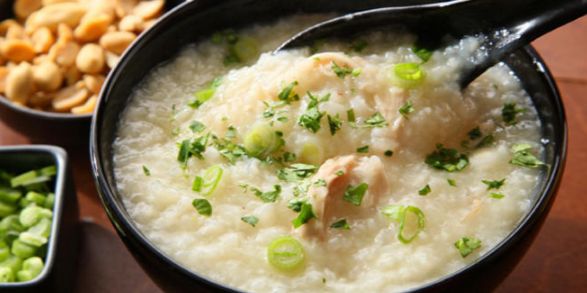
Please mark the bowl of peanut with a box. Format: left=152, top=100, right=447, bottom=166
left=0, top=0, right=181, bottom=145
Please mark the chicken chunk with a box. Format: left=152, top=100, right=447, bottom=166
left=297, top=155, right=389, bottom=239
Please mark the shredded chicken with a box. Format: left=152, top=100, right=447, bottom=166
left=297, top=155, right=389, bottom=239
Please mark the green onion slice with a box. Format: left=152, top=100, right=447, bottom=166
left=193, top=165, right=223, bottom=196
left=381, top=205, right=426, bottom=244
left=392, top=63, right=425, bottom=88
left=267, top=236, right=305, bottom=271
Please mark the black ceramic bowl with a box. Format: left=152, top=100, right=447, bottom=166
left=0, top=0, right=184, bottom=146
left=0, top=145, right=78, bottom=292
left=90, top=0, right=567, bottom=292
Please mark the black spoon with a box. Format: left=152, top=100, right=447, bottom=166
left=276, top=0, right=587, bottom=88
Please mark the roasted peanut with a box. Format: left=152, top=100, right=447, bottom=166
left=74, top=13, right=112, bottom=42
left=52, top=82, right=89, bottom=111
left=5, top=62, right=34, bottom=104
left=115, top=0, right=138, bottom=19
left=1, top=39, right=36, bottom=62
left=0, top=20, right=20, bottom=37
left=33, top=61, right=62, bottom=91
left=76, top=44, right=104, bottom=74
left=57, top=23, right=74, bottom=42
left=83, top=74, right=105, bottom=94
left=119, top=15, right=143, bottom=32
left=63, top=64, right=80, bottom=85
left=0, top=66, right=8, bottom=94
left=99, top=31, right=136, bottom=55
left=42, top=0, right=77, bottom=5
left=104, top=51, right=119, bottom=69
left=28, top=91, right=54, bottom=108
left=6, top=24, right=26, bottom=39
left=132, top=0, right=164, bottom=20
left=31, top=27, right=55, bottom=53
left=25, top=3, right=86, bottom=32
left=49, top=39, right=79, bottom=66
left=14, top=0, right=43, bottom=19
left=71, top=94, right=96, bottom=114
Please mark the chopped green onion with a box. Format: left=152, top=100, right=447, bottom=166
left=412, top=46, right=432, bottom=62
left=425, top=144, right=469, bottom=172
left=241, top=215, right=259, bottom=227
left=142, top=166, right=150, bottom=176
left=398, top=100, right=414, bottom=118
left=454, top=237, right=482, bottom=257
left=278, top=81, right=299, bottom=103
left=189, top=77, right=222, bottom=109
left=363, top=112, right=388, bottom=128
left=192, top=165, right=223, bottom=196
left=192, top=199, right=212, bottom=216
left=418, top=184, right=431, bottom=196
left=490, top=193, right=505, bottom=199
left=510, top=144, right=544, bottom=168
left=392, top=63, right=425, bottom=88
left=244, top=124, right=284, bottom=159
left=299, top=143, right=322, bottom=166
left=346, top=109, right=356, bottom=123
left=277, top=164, right=317, bottom=182
left=343, top=183, right=368, bottom=206
left=19, top=206, right=52, bottom=228
left=330, top=219, right=350, bottom=230
left=447, top=179, right=457, bottom=187
left=292, top=202, right=316, bottom=228
left=11, top=240, right=36, bottom=259
left=356, top=145, right=369, bottom=153
left=384, top=150, right=394, bottom=157
left=0, top=187, right=22, bottom=204
left=267, top=236, right=305, bottom=271
left=0, top=267, right=13, bottom=282
left=10, top=166, right=55, bottom=188
left=331, top=61, right=356, bottom=79
left=189, top=121, right=206, bottom=133
left=381, top=205, right=426, bottom=244
left=232, top=36, right=259, bottom=63
left=16, top=256, right=44, bottom=282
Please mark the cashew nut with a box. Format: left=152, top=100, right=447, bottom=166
left=5, top=62, right=34, bottom=104
left=99, top=31, right=136, bottom=55
left=1, top=39, right=36, bottom=62
left=33, top=61, right=63, bottom=91
left=76, top=43, right=105, bottom=74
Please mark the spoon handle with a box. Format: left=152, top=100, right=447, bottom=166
left=460, top=0, right=587, bottom=86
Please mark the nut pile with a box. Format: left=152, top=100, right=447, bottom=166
left=0, top=0, right=165, bottom=114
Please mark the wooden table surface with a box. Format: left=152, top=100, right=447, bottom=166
left=1, top=16, right=586, bottom=293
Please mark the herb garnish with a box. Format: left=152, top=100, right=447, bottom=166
left=381, top=205, right=426, bottom=244
left=189, top=77, right=222, bottom=109
left=502, top=103, right=525, bottom=125
left=331, top=61, right=360, bottom=79
left=425, top=144, right=469, bottom=172
left=177, top=134, right=210, bottom=167
left=454, top=237, right=482, bottom=257
left=277, top=164, right=317, bottom=182
left=510, top=144, right=544, bottom=168
left=278, top=81, right=300, bottom=103
left=335, top=170, right=345, bottom=176
left=399, top=100, right=414, bottom=118
left=330, top=219, right=351, bottom=230
left=482, top=178, right=505, bottom=190
left=327, top=114, right=342, bottom=135
left=418, top=184, right=431, bottom=196
left=384, top=150, right=394, bottom=157
left=298, top=92, right=330, bottom=133
left=476, top=135, right=495, bottom=149
left=243, top=184, right=281, bottom=203
left=189, top=121, right=206, bottom=133
left=467, top=127, right=482, bottom=140
left=412, top=46, right=432, bottom=62
left=447, top=179, right=457, bottom=187
left=356, top=145, right=369, bottom=153
left=343, top=183, right=368, bottom=206
left=241, top=215, right=259, bottom=227
left=347, top=109, right=356, bottom=123
left=263, top=101, right=289, bottom=125
left=192, top=199, right=212, bottom=216
left=292, top=202, right=316, bottom=228
left=363, top=112, right=388, bottom=128
left=490, top=193, right=505, bottom=199
left=142, top=165, right=151, bottom=176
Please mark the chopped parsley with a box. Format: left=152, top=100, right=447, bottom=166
left=189, top=121, right=206, bottom=133
left=356, top=145, right=369, bottom=153
left=425, top=144, right=469, bottom=172
left=212, top=136, right=248, bottom=164
left=277, top=164, right=317, bottom=182
left=292, top=201, right=316, bottom=228
left=454, top=237, right=482, bottom=257
left=447, top=179, right=457, bottom=187
left=399, top=100, right=414, bottom=118
left=467, top=127, right=482, bottom=140
left=363, top=112, right=388, bottom=128
left=241, top=215, right=259, bottom=227
left=287, top=198, right=304, bottom=212
left=510, top=144, right=544, bottom=168
left=335, top=170, right=345, bottom=176
left=343, top=183, right=368, bottom=206
left=347, top=109, right=356, bottom=123
left=142, top=165, right=151, bottom=176
left=177, top=134, right=210, bottom=167
left=327, top=114, right=342, bottom=135
left=330, top=219, right=350, bottom=230
left=384, top=150, right=394, bottom=157
left=189, top=77, right=222, bottom=109
left=278, top=81, right=300, bottom=103
left=350, top=39, right=368, bottom=53
left=490, top=193, right=505, bottom=199
left=262, top=100, right=289, bottom=125
left=482, top=178, right=505, bottom=190
left=192, top=199, right=212, bottom=216
left=243, top=184, right=281, bottom=203
left=298, top=92, right=330, bottom=133
left=412, top=45, right=432, bottom=62
left=418, top=184, right=431, bottom=196
left=331, top=61, right=360, bottom=79
left=502, top=103, right=525, bottom=125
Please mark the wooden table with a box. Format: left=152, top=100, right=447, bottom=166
left=1, top=16, right=586, bottom=293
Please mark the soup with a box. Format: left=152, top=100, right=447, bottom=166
left=113, top=15, right=544, bottom=292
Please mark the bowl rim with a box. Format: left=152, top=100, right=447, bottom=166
left=90, top=2, right=568, bottom=292
left=0, top=145, right=69, bottom=288
left=0, top=96, right=92, bottom=121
